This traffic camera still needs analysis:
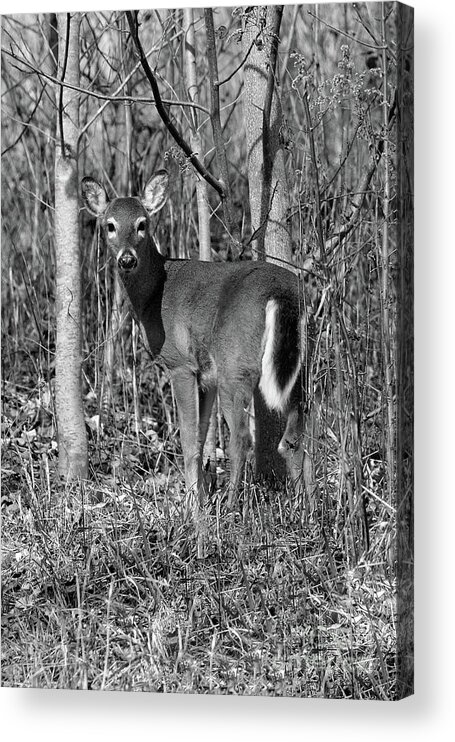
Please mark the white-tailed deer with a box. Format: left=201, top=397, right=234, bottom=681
left=82, top=170, right=311, bottom=516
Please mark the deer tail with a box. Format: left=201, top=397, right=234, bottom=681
left=259, top=296, right=307, bottom=412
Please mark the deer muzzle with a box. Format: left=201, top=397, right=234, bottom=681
left=117, top=248, right=138, bottom=273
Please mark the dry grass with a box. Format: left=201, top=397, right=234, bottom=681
left=2, top=373, right=397, bottom=698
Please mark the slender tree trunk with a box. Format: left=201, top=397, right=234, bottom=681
left=184, top=7, right=216, bottom=482
left=54, top=12, right=88, bottom=480
left=242, top=5, right=291, bottom=265
left=204, top=7, right=238, bottom=246
left=101, top=15, right=133, bottom=420
left=380, top=5, right=395, bottom=502
left=184, top=7, right=211, bottom=261
left=242, top=6, right=291, bottom=484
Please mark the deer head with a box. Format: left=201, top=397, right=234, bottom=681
left=81, top=170, right=169, bottom=275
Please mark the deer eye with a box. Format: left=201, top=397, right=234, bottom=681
left=107, top=222, right=116, bottom=235
left=137, top=218, right=147, bottom=235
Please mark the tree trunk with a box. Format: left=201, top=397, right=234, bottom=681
left=101, top=15, right=133, bottom=421
left=242, top=5, right=292, bottom=265
left=184, top=7, right=217, bottom=485
left=204, top=7, right=238, bottom=247
left=54, top=12, right=88, bottom=480
left=242, top=6, right=291, bottom=484
left=184, top=6, right=211, bottom=261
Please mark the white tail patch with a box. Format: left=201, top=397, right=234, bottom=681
left=259, top=299, right=301, bottom=413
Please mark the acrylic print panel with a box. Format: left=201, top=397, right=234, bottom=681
left=1, top=2, right=413, bottom=699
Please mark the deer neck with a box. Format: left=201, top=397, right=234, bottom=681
left=121, top=245, right=167, bottom=358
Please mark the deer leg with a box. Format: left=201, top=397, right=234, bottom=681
left=171, top=367, right=204, bottom=517
left=199, top=386, right=217, bottom=492
left=198, top=386, right=216, bottom=454
left=278, top=401, right=314, bottom=507
left=219, top=383, right=253, bottom=508
left=278, top=404, right=304, bottom=481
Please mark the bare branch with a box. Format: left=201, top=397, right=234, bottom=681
left=1, top=46, right=211, bottom=137
left=1, top=84, right=45, bottom=156
left=324, top=100, right=397, bottom=253
left=307, top=8, right=392, bottom=56
left=217, top=37, right=257, bottom=88
left=125, top=10, right=224, bottom=198
left=204, top=7, right=238, bottom=243
left=301, top=84, right=326, bottom=264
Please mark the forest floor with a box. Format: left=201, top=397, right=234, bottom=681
left=1, top=375, right=397, bottom=698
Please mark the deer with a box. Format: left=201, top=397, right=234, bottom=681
left=81, top=169, right=312, bottom=519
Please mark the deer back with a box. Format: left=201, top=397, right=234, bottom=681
left=159, top=259, right=302, bottom=401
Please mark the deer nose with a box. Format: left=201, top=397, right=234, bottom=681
left=118, top=250, right=137, bottom=272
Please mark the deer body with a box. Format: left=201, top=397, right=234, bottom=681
left=82, top=171, right=309, bottom=513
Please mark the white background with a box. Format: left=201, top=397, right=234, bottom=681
left=1, top=0, right=454, bottom=739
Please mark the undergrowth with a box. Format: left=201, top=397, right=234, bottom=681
left=1, top=375, right=397, bottom=698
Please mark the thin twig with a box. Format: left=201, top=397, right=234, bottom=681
left=126, top=10, right=224, bottom=198
left=1, top=84, right=45, bottom=157
left=1, top=47, right=210, bottom=119
left=307, top=8, right=393, bottom=57
left=301, top=85, right=326, bottom=264
left=204, top=7, right=237, bottom=242
left=217, top=37, right=257, bottom=88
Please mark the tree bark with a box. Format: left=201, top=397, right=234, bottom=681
left=242, top=5, right=291, bottom=265
left=204, top=7, right=238, bottom=246
left=101, top=15, right=133, bottom=420
left=54, top=13, right=88, bottom=480
left=183, top=7, right=216, bottom=483
left=242, top=6, right=291, bottom=484
left=184, top=6, right=211, bottom=261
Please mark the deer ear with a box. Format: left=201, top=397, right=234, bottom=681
left=81, top=177, right=108, bottom=217
left=142, top=170, right=169, bottom=215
